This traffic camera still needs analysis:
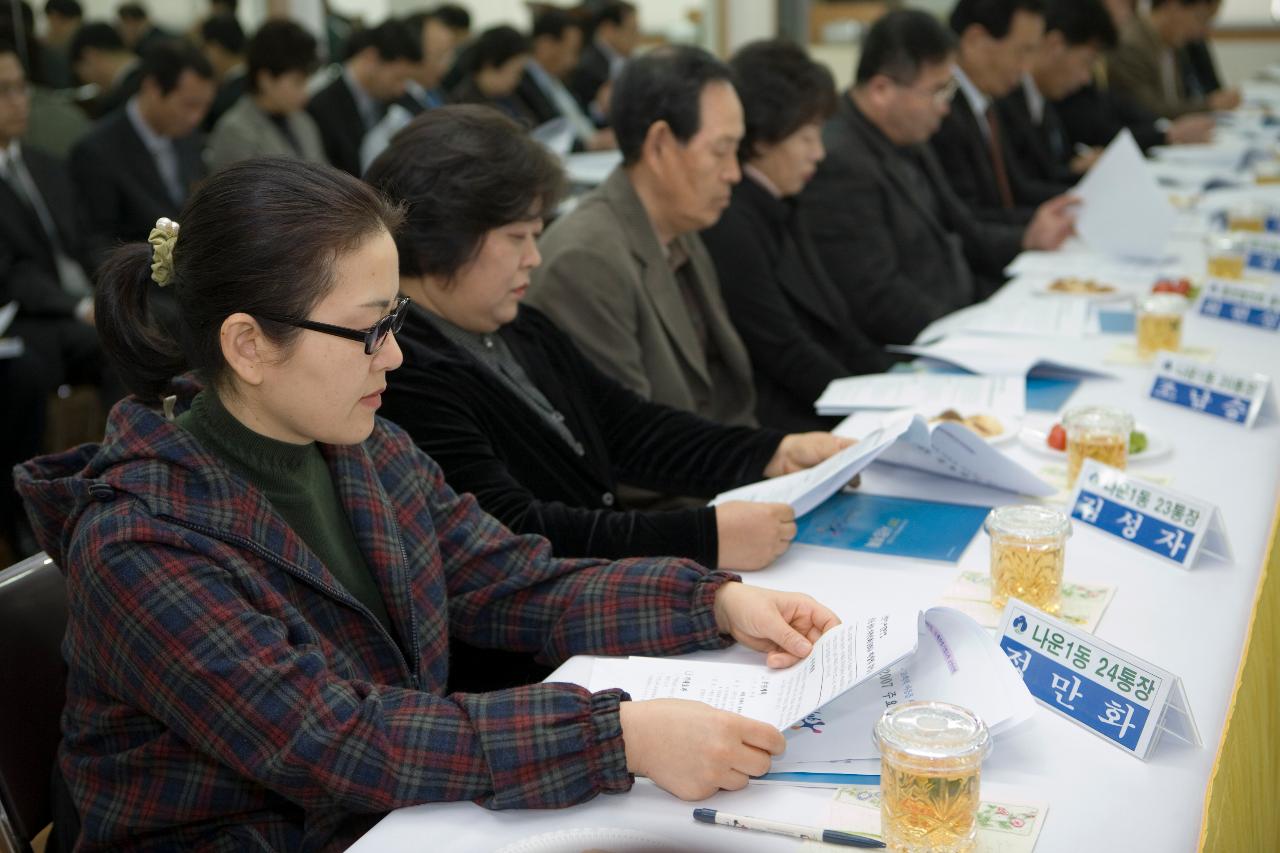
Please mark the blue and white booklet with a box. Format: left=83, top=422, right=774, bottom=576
left=794, top=492, right=989, bottom=563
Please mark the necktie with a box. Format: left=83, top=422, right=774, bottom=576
left=2, top=153, right=92, bottom=297
left=984, top=106, right=1015, bottom=210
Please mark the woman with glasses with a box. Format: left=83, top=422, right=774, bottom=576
left=367, top=106, right=852, bottom=581
left=14, top=157, right=840, bottom=851
left=700, top=40, right=893, bottom=432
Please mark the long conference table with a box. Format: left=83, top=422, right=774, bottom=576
left=350, top=153, right=1280, bottom=851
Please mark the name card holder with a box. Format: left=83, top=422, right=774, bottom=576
left=1195, top=280, right=1280, bottom=332
left=1242, top=233, right=1280, bottom=278
left=1149, top=352, right=1274, bottom=428
left=1068, top=459, right=1232, bottom=569
left=999, top=599, right=1200, bottom=760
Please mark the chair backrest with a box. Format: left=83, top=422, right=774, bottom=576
left=0, top=553, right=68, bottom=850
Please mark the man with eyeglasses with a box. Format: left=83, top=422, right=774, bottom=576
left=799, top=8, right=1073, bottom=347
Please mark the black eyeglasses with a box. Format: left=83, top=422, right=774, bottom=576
left=259, top=296, right=411, bottom=355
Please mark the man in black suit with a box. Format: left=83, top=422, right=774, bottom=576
left=999, top=0, right=1117, bottom=187
left=0, top=39, right=107, bottom=554
left=1054, top=0, right=1214, bottom=153
left=306, top=19, right=420, bottom=176
left=516, top=8, right=613, bottom=151
left=931, top=0, right=1076, bottom=226
left=799, top=9, right=1074, bottom=346
left=69, top=21, right=141, bottom=117
left=70, top=40, right=214, bottom=248
left=568, top=1, right=637, bottom=124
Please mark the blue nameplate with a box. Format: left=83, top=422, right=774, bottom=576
left=998, top=600, right=1200, bottom=760
left=1195, top=280, right=1280, bottom=332
left=1067, top=460, right=1231, bottom=569
left=1148, top=353, right=1272, bottom=428
left=1242, top=234, right=1280, bottom=277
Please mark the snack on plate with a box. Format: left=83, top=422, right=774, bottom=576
left=1049, top=277, right=1116, bottom=294
left=1045, top=423, right=1147, bottom=455
left=932, top=409, right=1004, bottom=438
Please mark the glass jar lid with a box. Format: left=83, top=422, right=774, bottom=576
left=1138, top=293, right=1189, bottom=315
left=873, top=701, right=992, bottom=762
left=1062, top=405, right=1134, bottom=436
left=985, top=504, right=1071, bottom=540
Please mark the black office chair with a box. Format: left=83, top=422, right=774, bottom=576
left=0, top=553, right=69, bottom=853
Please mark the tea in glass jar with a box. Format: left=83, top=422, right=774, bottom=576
left=1136, top=293, right=1186, bottom=359
left=1063, top=405, right=1133, bottom=487
left=874, top=701, right=991, bottom=853
left=1205, top=233, right=1245, bottom=279
left=985, top=505, right=1071, bottom=614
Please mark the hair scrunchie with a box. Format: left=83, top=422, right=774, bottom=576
left=148, top=217, right=181, bottom=286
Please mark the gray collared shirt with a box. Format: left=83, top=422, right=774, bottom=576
left=426, top=310, right=585, bottom=455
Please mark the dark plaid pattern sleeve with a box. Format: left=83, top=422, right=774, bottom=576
left=17, top=401, right=740, bottom=850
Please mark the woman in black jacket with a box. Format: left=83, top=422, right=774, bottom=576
left=368, top=106, right=850, bottom=572
left=701, top=40, right=893, bottom=432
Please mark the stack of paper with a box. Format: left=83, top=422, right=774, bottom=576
left=888, top=335, right=1115, bottom=380
left=913, top=299, right=1098, bottom=343
left=813, top=374, right=1025, bottom=418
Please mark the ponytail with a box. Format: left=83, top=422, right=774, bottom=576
left=94, top=243, right=187, bottom=402
left=89, top=159, right=404, bottom=405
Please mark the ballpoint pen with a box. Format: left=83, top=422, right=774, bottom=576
left=693, top=807, right=886, bottom=848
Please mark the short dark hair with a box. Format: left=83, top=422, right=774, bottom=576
left=731, top=39, right=836, bottom=162
left=949, top=0, right=1045, bottom=39
left=139, top=38, right=214, bottom=95
left=611, top=45, right=734, bottom=166
left=1044, top=0, right=1118, bottom=49
left=591, top=1, right=635, bottom=33
left=431, top=3, right=471, bottom=33
left=346, top=18, right=422, bottom=63
left=45, top=0, right=82, bottom=18
left=116, top=2, right=147, bottom=22
left=466, top=25, right=529, bottom=72
left=856, top=9, right=956, bottom=86
left=366, top=105, right=564, bottom=284
left=1150, top=0, right=1216, bottom=7
left=200, top=13, right=245, bottom=55
left=246, top=19, right=317, bottom=94
left=0, top=1, right=36, bottom=77
left=532, top=9, right=582, bottom=41
left=210, top=0, right=238, bottom=13
left=95, top=158, right=404, bottom=402
left=69, top=21, right=126, bottom=63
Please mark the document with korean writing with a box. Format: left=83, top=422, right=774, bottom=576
left=586, top=612, right=920, bottom=731
left=774, top=607, right=1035, bottom=765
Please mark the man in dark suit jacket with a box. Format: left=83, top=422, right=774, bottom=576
left=567, top=1, right=637, bottom=123
left=999, top=0, right=1117, bottom=187
left=516, top=9, right=612, bottom=151
left=0, top=41, right=109, bottom=553
left=306, top=19, right=420, bottom=176
left=800, top=10, right=1074, bottom=347
left=71, top=40, right=214, bottom=248
left=931, top=0, right=1069, bottom=226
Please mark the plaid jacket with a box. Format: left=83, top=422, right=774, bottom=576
left=16, top=381, right=737, bottom=851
